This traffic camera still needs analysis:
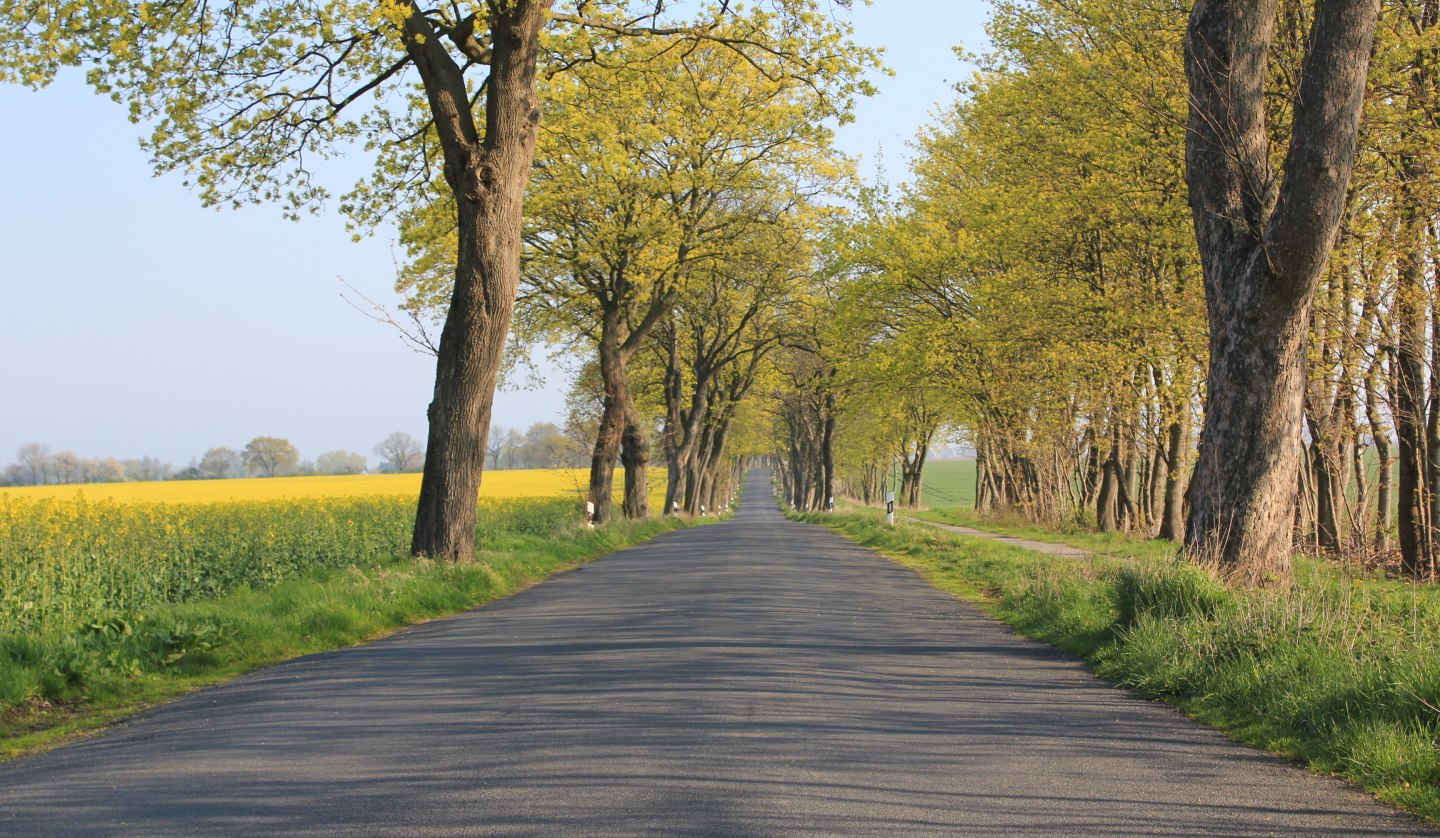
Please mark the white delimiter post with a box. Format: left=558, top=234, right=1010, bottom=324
left=886, top=492, right=895, bottom=527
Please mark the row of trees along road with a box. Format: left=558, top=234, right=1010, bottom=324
left=12, top=0, right=1422, bottom=588
left=772, top=0, right=1438, bottom=586
left=396, top=25, right=868, bottom=524
left=3, top=1, right=876, bottom=559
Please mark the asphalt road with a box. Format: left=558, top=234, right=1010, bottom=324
left=1, top=469, right=1433, bottom=836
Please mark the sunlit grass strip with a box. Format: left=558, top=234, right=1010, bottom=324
left=797, top=509, right=1440, bottom=826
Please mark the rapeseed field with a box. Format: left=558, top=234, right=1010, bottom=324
left=0, top=468, right=594, bottom=504
left=0, top=495, right=576, bottom=636
left=0, top=468, right=669, bottom=639
left=0, top=467, right=682, bottom=727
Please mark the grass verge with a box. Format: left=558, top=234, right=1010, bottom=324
left=795, top=508, right=1440, bottom=825
left=913, top=506, right=1181, bottom=563
left=0, top=513, right=695, bottom=760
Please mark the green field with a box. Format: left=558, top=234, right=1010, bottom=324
left=920, top=459, right=976, bottom=510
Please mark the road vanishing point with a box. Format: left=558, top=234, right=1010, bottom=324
left=1, top=469, right=1433, bottom=836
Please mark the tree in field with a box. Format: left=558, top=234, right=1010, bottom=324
left=485, top=426, right=508, bottom=471
left=198, top=447, right=242, bottom=479
left=50, top=452, right=83, bottom=485
left=243, top=436, right=300, bottom=478
left=374, top=431, right=424, bottom=473
left=1182, top=0, right=1380, bottom=583
left=315, top=450, right=368, bottom=475
left=3, top=1, right=874, bottom=562
left=520, top=422, right=571, bottom=468
left=14, top=443, right=50, bottom=486
left=124, top=456, right=173, bottom=482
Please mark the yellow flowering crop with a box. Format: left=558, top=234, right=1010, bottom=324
left=0, top=468, right=595, bottom=504
left=0, top=468, right=669, bottom=636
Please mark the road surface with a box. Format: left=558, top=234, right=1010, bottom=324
left=1, top=469, right=1431, bottom=836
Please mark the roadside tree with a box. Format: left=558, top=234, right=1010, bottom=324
left=0, top=0, right=873, bottom=561
left=1182, top=0, right=1380, bottom=583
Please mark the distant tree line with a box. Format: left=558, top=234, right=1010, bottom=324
left=485, top=423, right=587, bottom=470
left=0, top=431, right=429, bottom=486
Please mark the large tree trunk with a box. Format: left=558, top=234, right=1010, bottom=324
left=588, top=314, right=629, bottom=525
left=621, top=407, right=650, bottom=519
left=673, top=383, right=714, bottom=514
left=661, top=325, right=684, bottom=516
left=1309, top=423, right=1346, bottom=553
left=410, top=3, right=549, bottom=562
left=1147, top=440, right=1166, bottom=535
left=1097, top=435, right=1120, bottom=533
left=1158, top=408, right=1191, bottom=543
left=1120, top=427, right=1140, bottom=531
left=1181, top=0, right=1378, bottom=583
left=1392, top=0, right=1438, bottom=578
left=820, top=393, right=837, bottom=512
left=975, top=446, right=994, bottom=514
left=1395, top=196, right=1432, bottom=578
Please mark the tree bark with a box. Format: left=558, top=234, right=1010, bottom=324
left=1120, top=426, right=1140, bottom=531
left=820, top=392, right=837, bottom=512
left=1395, top=199, right=1431, bottom=577
left=1147, top=441, right=1166, bottom=535
left=661, top=324, right=684, bottom=515
left=1367, top=357, right=1394, bottom=552
left=1159, top=409, right=1191, bottom=542
left=588, top=311, right=629, bottom=525
left=975, top=446, right=992, bottom=514
left=1097, top=437, right=1120, bottom=533
left=411, top=2, right=549, bottom=562
left=1308, top=414, right=1346, bottom=553
left=1182, top=0, right=1378, bottom=583
left=621, top=407, right=650, bottom=519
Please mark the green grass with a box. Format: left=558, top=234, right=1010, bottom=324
left=917, top=506, right=1184, bottom=562
left=0, top=504, right=700, bottom=759
left=797, top=508, right=1440, bottom=825
left=917, top=459, right=1178, bottom=562
left=918, top=458, right=976, bottom=510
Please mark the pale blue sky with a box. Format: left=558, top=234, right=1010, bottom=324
left=0, top=2, right=989, bottom=468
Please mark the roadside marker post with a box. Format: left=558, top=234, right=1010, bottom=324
left=886, top=492, right=895, bottom=527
